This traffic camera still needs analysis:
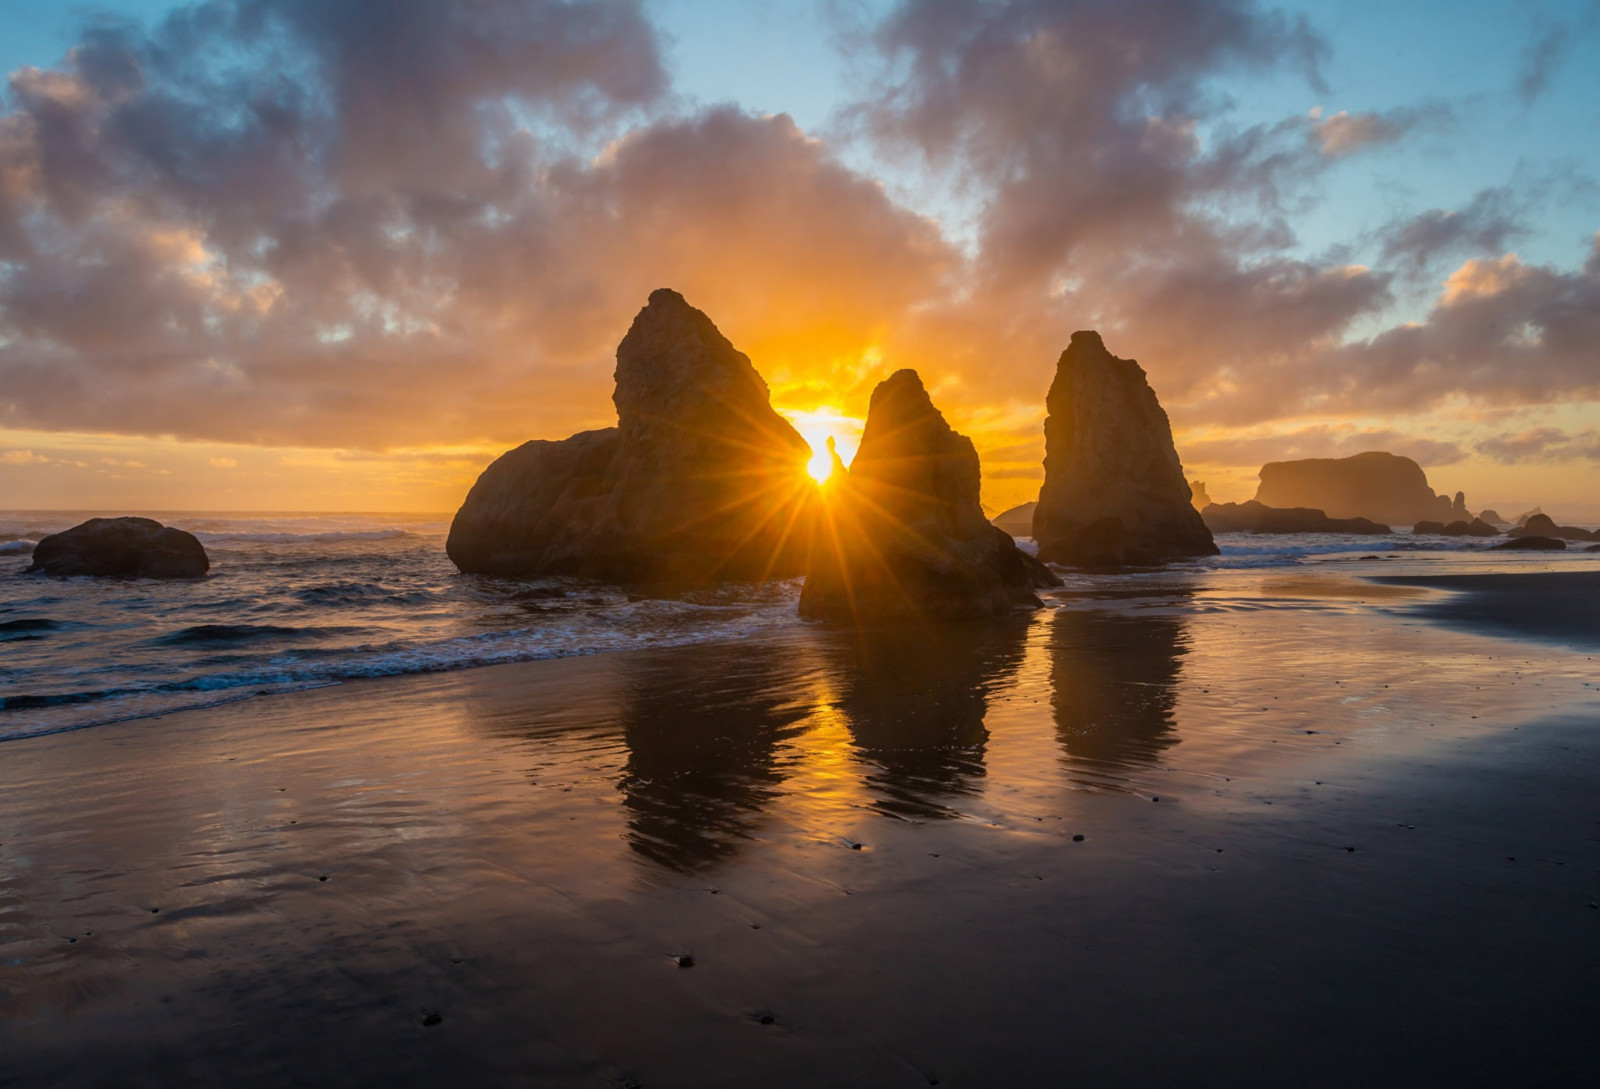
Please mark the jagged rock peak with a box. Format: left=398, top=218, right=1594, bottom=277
left=447, top=290, right=815, bottom=583
left=800, top=368, right=1058, bottom=620
left=1033, top=331, right=1218, bottom=567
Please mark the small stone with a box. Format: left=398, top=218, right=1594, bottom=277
left=1152, top=796, right=1160, bottom=802
left=850, top=841, right=862, bottom=850
left=675, top=954, right=695, bottom=968
left=1345, top=847, right=1355, bottom=853
left=318, top=875, right=328, bottom=882
left=150, top=907, right=160, bottom=913
left=1072, top=834, right=1085, bottom=842
left=754, top=1012, right=776, bottom=1025
left=421, top=1012, right=443, bottom=1027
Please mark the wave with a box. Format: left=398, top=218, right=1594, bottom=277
left=195, top=528, right=416, bottom=545
left=1, top=592, right=803, bottom=744
left=0, top=539, right=36, bottom=555
left=156, top=623, right=367, bottom=646
left=294, top=582, right=440, bottom=608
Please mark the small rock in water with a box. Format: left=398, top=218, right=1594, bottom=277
left=751, top=1010, right=776, bottom=1025
left=1152, top=796, right=1160, bottom=802
left=675, top=954, right=695, bottom=968
left=1072, top=834, right=1085, bottom=842
left=420, top=1012, right=443, bottom=1027
left=1345, top=846, right=1356, bottom=853
left=318, top=875, right=328, bottom=882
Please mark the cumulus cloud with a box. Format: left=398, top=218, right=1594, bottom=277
left=1, top=449, right=48, bottom=465
left=0, top=0, right=953, bottom=449
left=0, top=0, right=1594, bottom=494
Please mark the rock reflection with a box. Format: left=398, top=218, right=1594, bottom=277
left=617, top=640, right=818, bottom=872
left=833, top=619, right=1029, bottom=819
left=1050, top=606, right=1188, bottom=785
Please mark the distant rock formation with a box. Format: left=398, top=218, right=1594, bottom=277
left=26, top=517, right=209, bottom=578
left=1513, top=507, right=1543, bottom=526
left=1414, top=518, right=1499, bottom=537
left=1202, top=501, right=1390, bottom=535
left=800, top=369, right=1058, bottom=620
left=448, top=289, right=817, bottom=582
left=991, top=501, right=1037, bottom=538
left=1032, top=331, right=1217, bottom=566
left=1477, top=509, right=1506, bottom=525
left=1508, top=514, right=1595, bottom=542
left=1492, top=536, right=1565, bottom=551
left=1189, top=480, right=1211, bottom=510
left=1253, top=452, right=1461, bottom=526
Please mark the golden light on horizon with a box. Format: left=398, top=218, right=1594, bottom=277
left=782, top=408, right=864, bottom=485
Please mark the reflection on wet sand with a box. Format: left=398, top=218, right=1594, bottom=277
left=831, top=620, right=1029, bottom=819
left=1051, top=605, right=1189, bottom=788
left=616, top=640, right=819, bottom=871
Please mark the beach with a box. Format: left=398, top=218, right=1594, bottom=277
left=3, top=560, right=1598, bottom=1086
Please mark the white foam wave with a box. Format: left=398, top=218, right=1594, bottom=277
left=0, top=539, right=36, bottom=554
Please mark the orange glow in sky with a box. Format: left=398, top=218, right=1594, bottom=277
left=781, top=408, right=863, bottom=484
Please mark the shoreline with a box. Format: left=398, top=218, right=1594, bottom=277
left=3, top=567, right=1599, bottom=1085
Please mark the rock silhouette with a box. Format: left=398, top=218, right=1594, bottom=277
left=800, top=370, right=1057, bottom=620
left=1508, top=514, right=1595, bottom=542
left=1202, top=501, right=1390, bottom=535
left=1478, top=509, right=1506, bottom=525
left=1414, top=518, right=1499, bottom=537
left=26, top=517, right=209, bottom=578
left=1492, top=536, right=1566, bottom=551
left=1033, top=332, right=1216, bottom=566
left=1253, top=452, right=1463, bottom=526
left=991, top=501, right=1037, bottom=538
left=448, top=290, right=816, bottom=582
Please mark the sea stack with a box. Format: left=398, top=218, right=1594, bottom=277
left=26, top=517, right=209, bottom=578
left=1254, top=452, right=1462, bottom=526
left=1032, top=331, right=1217, bottom=566
left=447, top=289, right=816, bottom=583
left=800, top=370, right=1058, bottom=620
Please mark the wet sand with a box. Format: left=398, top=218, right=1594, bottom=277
left=3, top=568, right=1599, bottom=1087
left=1369, top=570, right=1600, bottom=651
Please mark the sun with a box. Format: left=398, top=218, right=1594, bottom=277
left=781, top=408, right=864, bottom=485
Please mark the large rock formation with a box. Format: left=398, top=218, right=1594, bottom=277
left=447, top=290, right=817, bottom=583
left=800, top=370, right=1058, bottom=620
left=1253, top=452, right=1461, bottom=526
left=1032, top=331, right=1217, bottom=566
left=1508, top=513, right=1595, bottom=542
left=1202, top=501, right=1390, bottom=535
left=991, top=501, right=1037, bottom=538
left=26, top=517, right=209, bottom=578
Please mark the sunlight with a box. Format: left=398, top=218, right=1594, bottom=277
left=780, top=408, right=864, bottom=485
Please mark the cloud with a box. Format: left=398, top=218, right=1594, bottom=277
left=1515, top=6, right=1599, bottom=105
left=1, top=449, right=48, bottom=465
left=1377, top=187, right=1528, bottom=276
left=0, top=0, right=1594, bottom=487
left=1306, top=107, right=1417, bottom=158
left=208, top=456, right=238, bottom=468
left=1179, top=425, right=1465, bottom=470
left=1477, top=426, right=1600, bottom=464
left=0, top=2, right=949, bottom=449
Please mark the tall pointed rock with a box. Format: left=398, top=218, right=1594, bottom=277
left=800, top=369, right=1058, bottom=620
left=447, top=289, right=816, bottom=582
left=1033, top=332, right=1217, bottom=566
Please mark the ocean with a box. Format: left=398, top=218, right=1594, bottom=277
left=1, top=510, right=1590, bottom=743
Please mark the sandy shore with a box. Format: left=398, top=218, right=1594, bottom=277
left=3, top=566, right=1599, bottom=1087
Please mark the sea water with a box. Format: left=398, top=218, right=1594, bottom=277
left=0, top=510, right=1587, bottom=742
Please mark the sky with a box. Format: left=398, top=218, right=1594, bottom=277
left=0, top=0, right=1597, bottom=518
